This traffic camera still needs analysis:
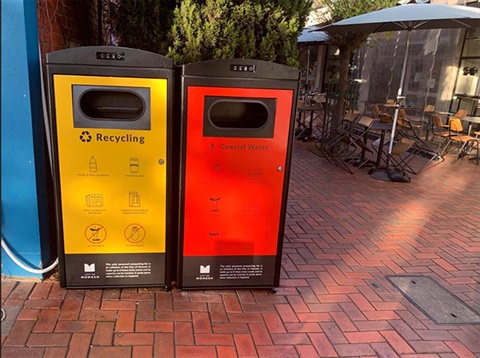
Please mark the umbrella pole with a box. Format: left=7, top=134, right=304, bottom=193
left=373, top=30, right=411, bottom=181
left=306, top=45, right=310, bottom=100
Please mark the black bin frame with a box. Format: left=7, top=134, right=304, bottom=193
left=176, top=59, right=300, bottom=291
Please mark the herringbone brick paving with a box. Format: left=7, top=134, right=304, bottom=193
left=2, top=143, right=479, bottom=357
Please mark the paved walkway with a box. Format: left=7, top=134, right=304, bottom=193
left=2, top=143, right=480, bottom=357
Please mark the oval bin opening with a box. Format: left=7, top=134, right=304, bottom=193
left=209, top=100, right=268, bottom=129
left=80, top=90, right=145, bottom=121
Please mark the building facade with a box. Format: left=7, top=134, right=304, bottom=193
left=298, top=0, right=479, bottom=118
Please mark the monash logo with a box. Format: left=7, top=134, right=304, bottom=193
left=84, top=263, right=95, bottom=272
left=200, top=265, right=210, bottom=274
left=79, top=131, right=145, bottom=144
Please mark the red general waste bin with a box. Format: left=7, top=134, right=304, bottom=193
left=176, top=59, right=299, bottom=291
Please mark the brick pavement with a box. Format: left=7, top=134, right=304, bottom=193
left=2, top=143, right=480, bottom=357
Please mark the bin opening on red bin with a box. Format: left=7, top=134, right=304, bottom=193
left=209, top=99, right=268, bottom=129
left=204, top=96, right=276, bottom=138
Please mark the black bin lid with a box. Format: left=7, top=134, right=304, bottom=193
left=46, top=46, right=173, bottom=69
left=180, top=59, right=300, bottom=81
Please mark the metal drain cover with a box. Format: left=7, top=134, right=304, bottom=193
left=386, top=275, right=480, bottom=325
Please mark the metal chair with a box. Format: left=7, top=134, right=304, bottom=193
left=378, top=115, right=445, bottom=174
left=451, top=109, right=468, bottom=120
left=448, top=117, right=476, bottom=154
left=371, top=104, right=381, bottom=119
left=457, top=138, right=480, bottom=164
left=378, top=113, right=393, bottom=123
left=398, top=109, right=422, bottom=136
left=424, top=104, right=435, bottom=113
left=389, top=137, right=417, bottom=174
left=422, top=105, right=436, bottom=137
left=319, top=114, right=376, bottom=174
left=452, top=127, right=479, bottom=164
left=430, top=114, right=450, bottom=155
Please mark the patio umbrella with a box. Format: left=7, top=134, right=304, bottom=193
left=318, top=3, right=480, bottom=181
left=298, top=26, right=329, bottom=44
left=297, top=26, right=329, bottom=95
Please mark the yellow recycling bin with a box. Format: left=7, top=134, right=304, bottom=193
left=46, top=46, right=173, bottom=289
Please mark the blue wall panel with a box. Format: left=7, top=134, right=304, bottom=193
left=1, top=0, right=51, bottom=277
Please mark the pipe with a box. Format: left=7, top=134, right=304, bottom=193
left=1, top=235, right=58, bottom=274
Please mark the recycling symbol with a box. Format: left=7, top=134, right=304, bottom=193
left=79, top=131, right=92, bottom=143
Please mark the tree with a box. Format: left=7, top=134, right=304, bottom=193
left=315, top=0, right=397, bottom=123
left=110, top=0, right=311, bottom=66
left=167, top=0, right=312, bottom=66
left=109, top=0, right=177, bottom=55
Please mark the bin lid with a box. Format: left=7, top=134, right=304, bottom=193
left=180, top=59, right=299, bottom=80
left=46, top=46, right=173, bottom=69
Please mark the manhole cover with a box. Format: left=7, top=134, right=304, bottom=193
left=386, top=275, right=480, bottom=325
left=1, top=308, right=5, bottom=322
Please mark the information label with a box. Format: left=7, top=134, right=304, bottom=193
left=53, top=75, right=168, bottom=256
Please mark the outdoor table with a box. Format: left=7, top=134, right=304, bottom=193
left=453, top=94, right=480, bottom=116
left=462, top=115, right=480, bottom=136
left=296, top=103, right=324, bottom=140
left=425, top=110, right=454, bottom=140
left=378, top=103, right=397, bottom=113
left=425, top=113, right=479, bottom=138
left=368, top=120, right=393, bottom=171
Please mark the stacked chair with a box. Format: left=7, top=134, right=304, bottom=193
left=388, top=113, right=444, bottom=174
left=318, top=113, right=376, bottom=174
left=371, top=110, right=444, bottom=175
